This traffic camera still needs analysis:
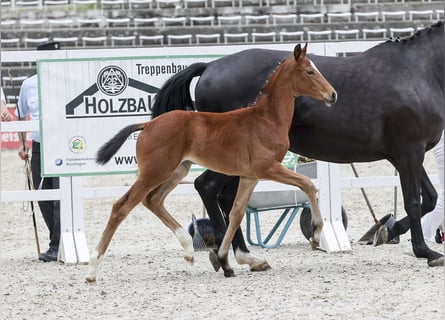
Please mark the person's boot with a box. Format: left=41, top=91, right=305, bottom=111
left=38, top=247, right=58, bottom=262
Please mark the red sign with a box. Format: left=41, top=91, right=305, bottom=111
left=1, top=107, right=32, bottom=149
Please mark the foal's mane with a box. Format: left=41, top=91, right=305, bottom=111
left=385, top=20, right=443, bottom=44
left=249, top=57, right=289, bottom=107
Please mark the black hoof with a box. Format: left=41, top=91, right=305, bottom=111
left=223, top=269, right=236, bottom=278
left=428, top=256, right=444, bottom=267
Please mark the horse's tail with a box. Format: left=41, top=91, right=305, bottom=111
left=96, top=123, right=145, bottom=165
left=151, top=62, right=208, bottom=118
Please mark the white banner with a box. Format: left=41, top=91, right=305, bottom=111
left=38, top=55, right=220, bottom=176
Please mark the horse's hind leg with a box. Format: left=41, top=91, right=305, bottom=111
left=143, top=161, right=195, bottom=264
left=260, top=163, right=323, bottom=250
left=85, top=179, right=152, bottom=283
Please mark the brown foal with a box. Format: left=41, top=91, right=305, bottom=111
left=86, top=43, right=337, bottom=281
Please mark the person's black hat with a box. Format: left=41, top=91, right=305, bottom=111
left=37, top=42, right=61, bottom=51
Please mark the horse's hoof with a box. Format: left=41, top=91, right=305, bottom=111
left=223, top=269, right=236, bottom=278
left=209, top=250, right=221, bottom=272
left=250, top=260, right=272, bottom=272
left=309, top=238, right=319, bottom=250
left=85, top=276, right=96, bottom=284
left=373, top=225, right=388, bottom=246
left=184, top=255, right=194, bottom=266
left=428, top=256, right=444, bottom=267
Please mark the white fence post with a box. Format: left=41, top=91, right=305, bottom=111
left=317, top=161, right=351, bottom=252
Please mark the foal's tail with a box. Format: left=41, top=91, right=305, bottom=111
left=151, top=62, right=208, bottom=118
left=96, top=123, right=145, bottom=165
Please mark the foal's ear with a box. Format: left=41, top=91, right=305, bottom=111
left=294, top=43, right=307, bottom=61
left=294, top=44, right=302, bottom=61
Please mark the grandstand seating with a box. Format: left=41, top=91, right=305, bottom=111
left=0, top=1, right=441, bottom=62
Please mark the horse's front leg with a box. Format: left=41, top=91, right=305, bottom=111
left=260, top=163, right=323, bottom=249
left=217, top=177, right=258, bottom=277
left=195, top=171, right=271, bottom=272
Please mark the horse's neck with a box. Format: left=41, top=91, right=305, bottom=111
left=255, top=62, right=296, bottom=129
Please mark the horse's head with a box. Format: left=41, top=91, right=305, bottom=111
left=293, top=43, right=337, bottom=106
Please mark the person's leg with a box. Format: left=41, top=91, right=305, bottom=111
left=31, top=141, right=60, bottom=260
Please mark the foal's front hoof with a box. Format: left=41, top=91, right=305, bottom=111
left=428, top=256, right=444, bottom=267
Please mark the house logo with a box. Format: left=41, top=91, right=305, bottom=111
left=97, top=65, right=128, bottom=96
left=65, top=64, right=159, bottom=119
left=69, top=135, right=86, bottom=154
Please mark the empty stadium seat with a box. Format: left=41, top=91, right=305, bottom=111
left=223, top=32, right=248, bottom=44
left=1, top=20, right=17, bottom=29
left=44, top=0, right=69, bottom=7
left=271, top=14, right=297, bottom=25
left=100, top=0, right=125, bottom=10
left=161, top=17, right=187, bottom=27
left=73, top=0, right=98, bottom=10
left=334, top=29, right=360, bottom=40
left=195, top=33, right=221, bottom=44
left=133, top=17, right=159, bottom=27
left=299, top=13, right=324, bottom=24
left=48, top=18, right=75, bottom=29
left=278, top=30, right=304, bottom=42
left=82, top=36, right=107, bottom=47
left=167, top=34, right=193, bottom=45
left=307, top=30, right=332, bottom=41
left=20, top=19, right=45, bottom=29
left=251, top=32, right=276, bottom=43
left=217, top=15, right=242, bottom=26
left=139, top=34, right=164, bottom=46
left=408, top=10, right=433, bottom=20
left=327, top=12, right=351, bottom=23
left=77, top=17, right=102, bottom=27
left=15, top=0, right=41, bottom=8
left=381, top=11, right=406, bottom=22
left=362, top=28, right=387, bottom=40
left=245, top=15, right=270, bottom=25
left=128, top=0, right=153, bottom=9
left=156, top=0, right=182, bottom=8
left=106, top=17, right=131, bottom=28
left=354, top=11, right=379, bottom=22
left=0, top=38, right=20, bottom=48
left=111, top=35, right=137, bottom=46
left=183, top=0, right=208, bottom=8
left=23, top=37, right=50, bottom=48
left=389, top=27, right=414, bottom=38
left=190, top=16, right=214, bottom=26
left=211, top=0, right=235, bottom=8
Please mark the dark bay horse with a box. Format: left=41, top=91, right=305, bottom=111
left=85, top=44, right=337, bottom=281
left=152, top=21, right=444, bottom=269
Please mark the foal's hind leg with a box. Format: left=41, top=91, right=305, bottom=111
left=85, top=179, right=153, bottom=283
left=260, top=163, right=323, bottom=249
left=143, top=161, right=195, bottom=264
